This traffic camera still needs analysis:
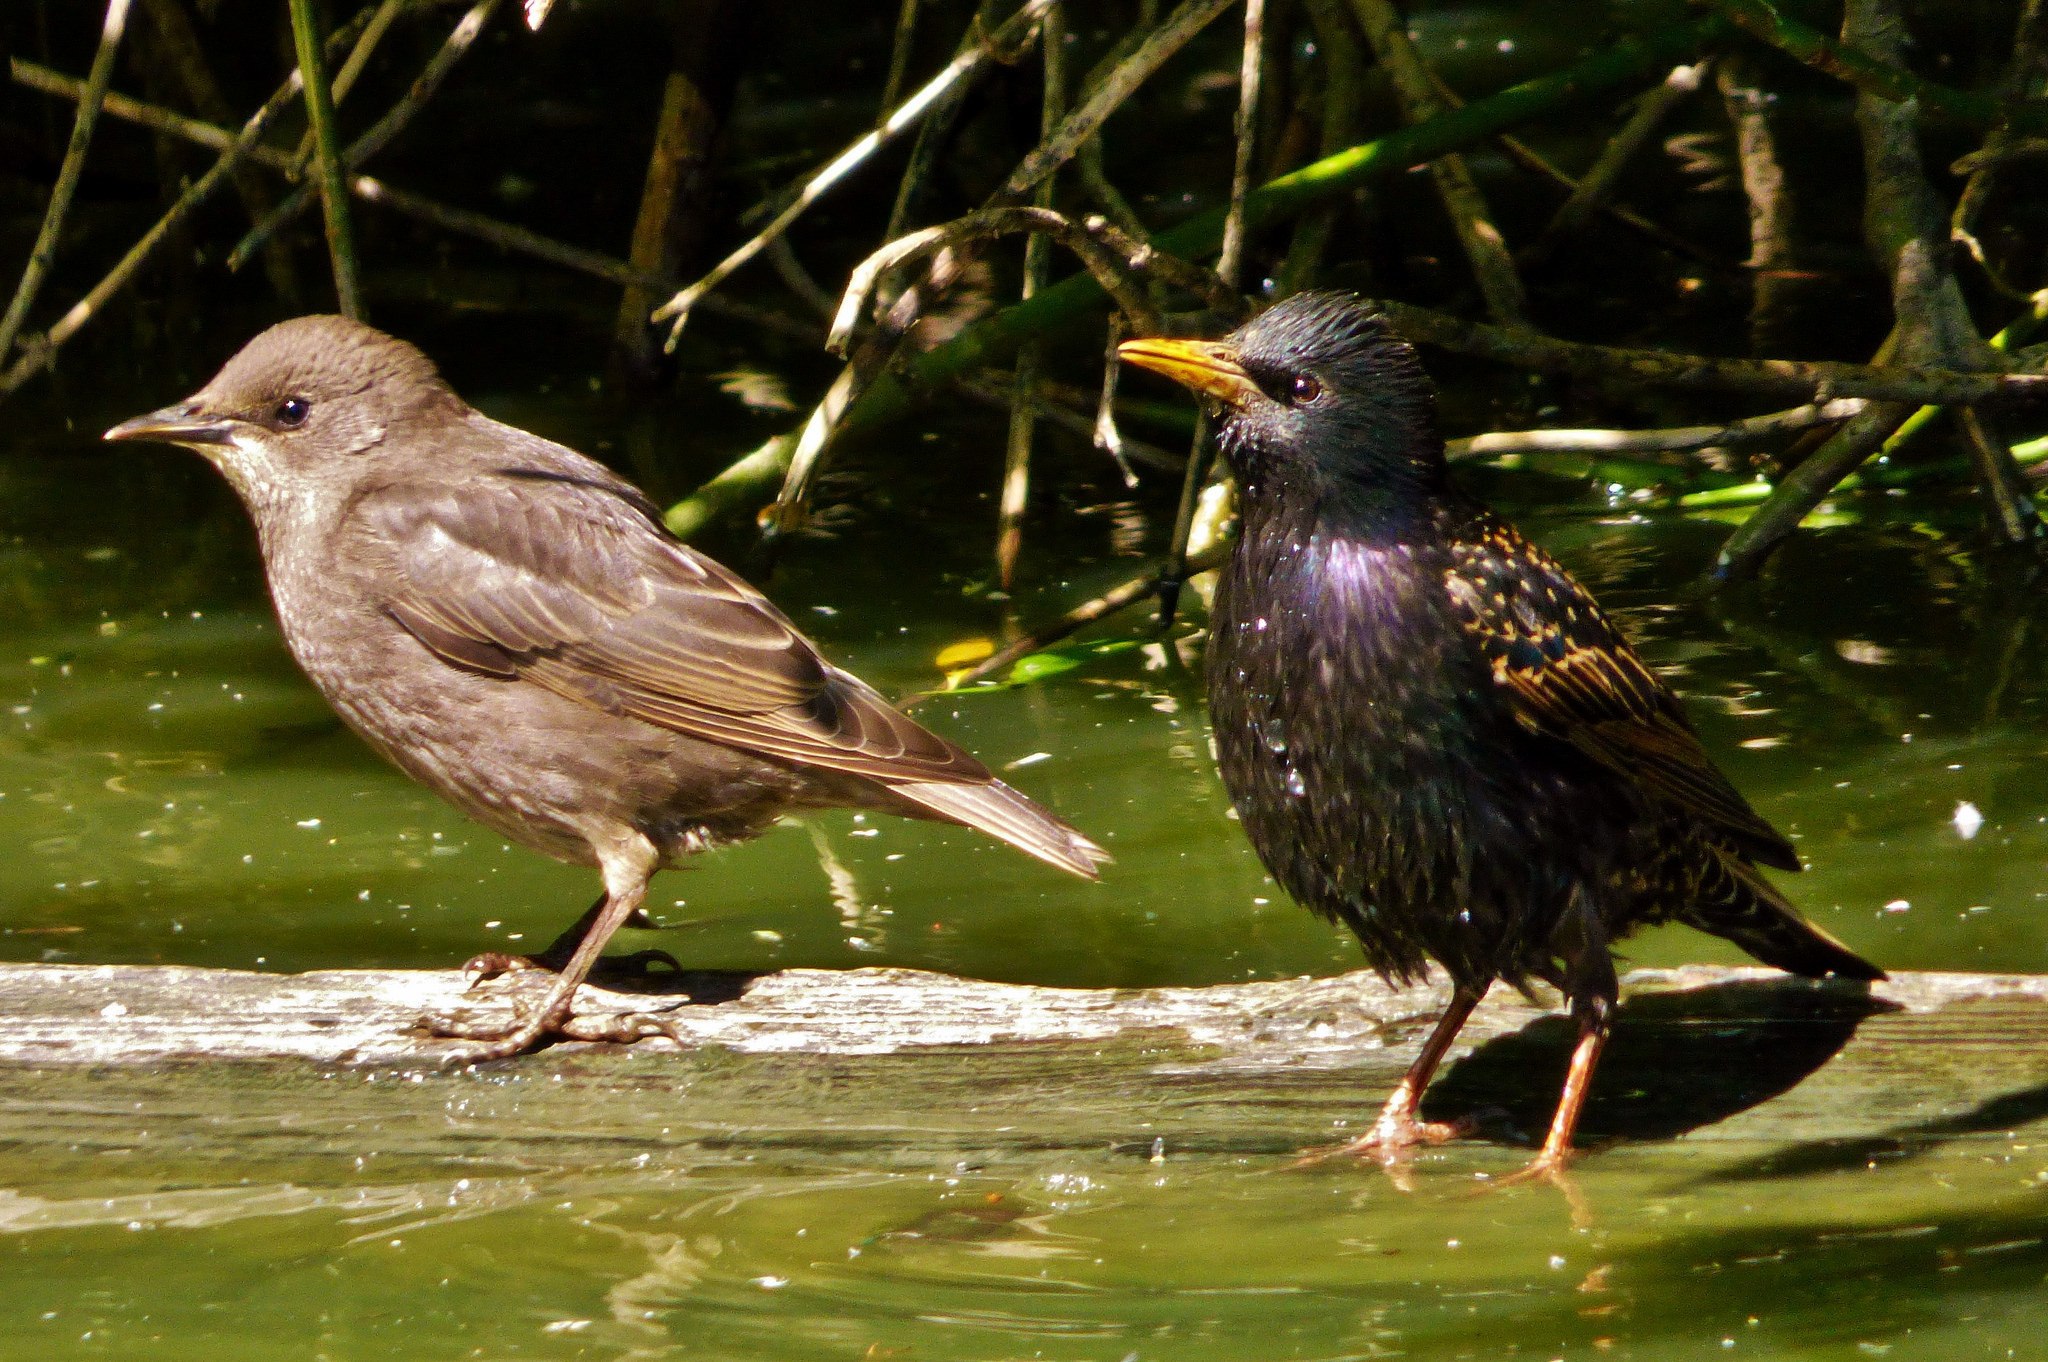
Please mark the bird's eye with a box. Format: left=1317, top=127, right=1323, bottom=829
left=1289, top=374, right=1322, bottom=404
left=274, top=397, right=310, bottom=427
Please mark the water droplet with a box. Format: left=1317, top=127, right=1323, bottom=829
left=1284, top=769, right=1306, bottom=797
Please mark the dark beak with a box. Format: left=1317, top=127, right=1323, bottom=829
left=103, top=402, right=234, bottom=446
left=1116, top=337, right=1262, bottom=410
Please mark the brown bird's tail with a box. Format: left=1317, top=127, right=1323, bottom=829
left=1682, top=850, right=1884, bottom=981
left=889, top=777, right=1110, bottom=879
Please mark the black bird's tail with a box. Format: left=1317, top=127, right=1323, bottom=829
left=890, top=777, right=1110, bottom=879
left=1682, top=850, right=1884, bottom=981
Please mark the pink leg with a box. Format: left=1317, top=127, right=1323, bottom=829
left=1303, top=983, right=1486, bottom=1162
left=1516, top=999, right=1609, bottom=1179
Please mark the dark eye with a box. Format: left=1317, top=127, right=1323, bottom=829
left=1289, top=375, right=1322, bottom=404
left=274, top=397, right=310, bottom=427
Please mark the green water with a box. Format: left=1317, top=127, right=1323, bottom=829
left=6, top=372, right=2048, bottom=1360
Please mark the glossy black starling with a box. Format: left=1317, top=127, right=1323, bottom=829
left=1120, top=293, right=1879, bottom=1174
left=106, top=315, right=1106, bottom=1060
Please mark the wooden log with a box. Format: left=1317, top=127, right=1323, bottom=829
left=3, top=963, right=2046, bottom=1164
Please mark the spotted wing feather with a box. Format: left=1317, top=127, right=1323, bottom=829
left=1443, top=512, right=1800, bottom=872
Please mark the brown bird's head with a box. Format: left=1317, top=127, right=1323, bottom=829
left=105, top=315, right=469, bottom=513
left=1118, top=292, right=1442, bottom=508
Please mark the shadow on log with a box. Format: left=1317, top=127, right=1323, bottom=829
left=1425, top=977, right=1896, bottom=1145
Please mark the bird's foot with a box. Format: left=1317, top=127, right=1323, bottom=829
left=422, top=990, right=693, bottom=1064
left=419, top=1001, right=568, bottom=1065
left=1492, top=1147, right=1578, bottom=1188
left=1480, top=1151, right=1593, bottom=1227
left=1289, top=1112, right=1477, bottom=1169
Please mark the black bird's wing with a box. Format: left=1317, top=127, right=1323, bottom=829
left=1443, top=512, right=1800, bottom=872
left=353, top=466, right=1104, bottom=876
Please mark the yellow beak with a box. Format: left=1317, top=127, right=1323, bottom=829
left=1115, top=337, right=1261, bottom=410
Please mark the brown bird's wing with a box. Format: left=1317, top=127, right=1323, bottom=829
left=355, top=470, right=1105, bottom=879
left=1443, top=512, right=1800, bottom=871
left=359, top=473, right=991, bottom=785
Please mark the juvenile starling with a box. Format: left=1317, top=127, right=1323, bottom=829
left=1120, top=293, right=1879, bottom=1175
left=106, top=316, right=1106, bottom=1060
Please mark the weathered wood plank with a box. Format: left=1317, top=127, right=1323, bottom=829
left=3, top=962, right=2047, bottom=1165
left=4, top=961, right=2041, bottom=1066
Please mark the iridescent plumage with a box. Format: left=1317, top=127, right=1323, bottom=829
left=1122, top=293, right=1879, bottom=1174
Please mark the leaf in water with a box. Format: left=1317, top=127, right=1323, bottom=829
left=934, top=638, right=995, bottom=669
left=1011, top=651, right=1085, bottom=684
left=951, top=639, right=1148, bottom=693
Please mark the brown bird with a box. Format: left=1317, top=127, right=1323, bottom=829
left=1120, top=293, right=1879, bottom=1176
left=106, top=315, right=1106, bottom=1060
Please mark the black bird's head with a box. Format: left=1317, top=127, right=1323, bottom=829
left=105, top=315, right=468, bottom=518
left=1119, top=292, right=1442, bottom=518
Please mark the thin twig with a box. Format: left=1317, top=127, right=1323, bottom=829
left=227, top=0, right=504, bottom=274
left=1094, top=314, right=1140, bottom=487
left=879, top=0, right=923, bottom=113
left=0, top=0, right=133, bottom=366
left=1159, top=0, right=1262, bottom=630
left=289, top=0, right=404, bottom=176
left=759, top=366, right=859, bottom=541
left=1541, top=59, right=1709, bottom=244
left=650, top=0, right=1056, bottom=347
left=927, top=546, right=1229, bottom=696
left=1710, top=402, right=1910, bottom=580
left=998, top=1, right=1066, bottom=591
left=1950, top=0, right=2048, bottom=296
left=773, top=204, right=1180, bottom=539
left=1718, top=55, right=1801, bottom=353
left=1700, top=0, right=2048, bottom=132
left=995, top=0, right=1235, bottom=203
left=135, top=0, right=301, bottom=302
left=1216, top=0, right=1264, bottom=289
left=1422, top=63, right=1730, bottom=271
left=0, top=4, right=390, bottom=401
left=764, top=235, right=838, bottom=319
left=828, top=208, right=1166, bottom=355
left=1352, top=0, right=1526, bottom=324
left=955, top=373, right=1182, bottom=474
left=1446, top=399, right=1867, bottom=462
left=1280, top=0, right=1367, bottom=294
left=288, top=0, right=365, bottom=318
left=659, top=14, right=1729, bottom=536
left=1713, top=0, right=2043, bottom=579
left=1373, top=297, right=2046, bottom=405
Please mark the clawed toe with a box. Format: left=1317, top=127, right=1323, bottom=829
left=593, top=948, right=685, bottom=981
left=461, top=951, right=544, bottom=987
left=1290, top=1113, right=1477, bottom=1168
left=554, top=1004, right=689, bottom=1045
left=421, top=993, right=692, bottom=1064
left=418, top=1008, right=557, bottom=1065
left=1493, top=1149, right=1576, bottom=1186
